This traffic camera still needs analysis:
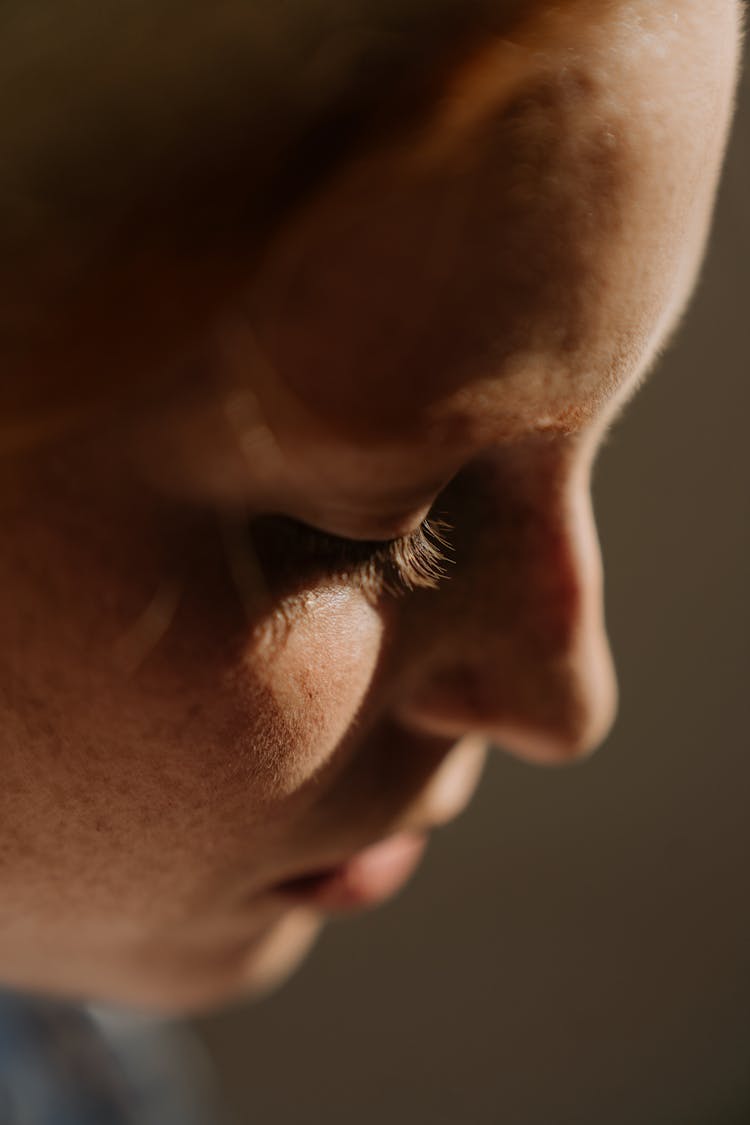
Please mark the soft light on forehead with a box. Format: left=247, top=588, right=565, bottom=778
left=137, top=0, right=740, bottom=522
left=245, top=4, right=695, bottom=447
left=193, top=1, right=739, bottom=538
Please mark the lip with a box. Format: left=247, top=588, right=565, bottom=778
left=273, top=832, right=428, bottom=914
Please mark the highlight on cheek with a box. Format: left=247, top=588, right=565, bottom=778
left=237, top=583, right=386, bottom=796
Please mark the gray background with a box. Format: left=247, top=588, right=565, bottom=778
left=196, top=46, right=750, bottom=1125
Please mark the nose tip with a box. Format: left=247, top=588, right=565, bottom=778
left=397, top=636, right=618, bottom=766
left=501, top=641, right=619, bottom=764
left=395, top=533, right=620, bottom=766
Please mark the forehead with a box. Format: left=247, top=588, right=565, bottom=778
left=129, top=0, right=739, bottom=529
left=231, top=1, right=736, bottom=469
left=3, top=1, right=739, bottom=511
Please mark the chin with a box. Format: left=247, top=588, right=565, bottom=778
left=4, top=908, right=324, bottom=1018
left=121, top=908, right=325, bottom=1017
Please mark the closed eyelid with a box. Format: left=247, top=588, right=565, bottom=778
left=249, top=514, right=454, bottom=600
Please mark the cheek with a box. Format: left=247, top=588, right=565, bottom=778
left=240, top=587, right=385, bottom=795
left=0, top=496, right=387, bottom=931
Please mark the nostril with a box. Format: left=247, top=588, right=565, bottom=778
left=395, top=630, right=619, bottom=768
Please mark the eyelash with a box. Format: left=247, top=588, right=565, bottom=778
left=251, top=515, right=454, bottom=599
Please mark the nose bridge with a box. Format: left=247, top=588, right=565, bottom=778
left=396, top=448, right=618, bottom=763
left=511, top=453, right=604, bottom=654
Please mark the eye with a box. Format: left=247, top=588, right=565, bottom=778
left=249, top=514, right=454, bottom=598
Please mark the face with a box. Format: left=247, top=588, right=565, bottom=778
left=0, top=0, right=741, bottom=1011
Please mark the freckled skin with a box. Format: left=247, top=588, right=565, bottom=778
left=0, top=0, right=742, bottom=1011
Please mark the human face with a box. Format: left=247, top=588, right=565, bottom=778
left=0, top=0, right=741, bottom=1011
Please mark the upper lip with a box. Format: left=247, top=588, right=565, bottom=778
left=265, top=730, right=486, bottom=890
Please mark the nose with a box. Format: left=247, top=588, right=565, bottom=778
left=394, top=451, right=618, bottom=765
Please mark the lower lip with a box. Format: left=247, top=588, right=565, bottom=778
left=274, top=832, right=428, bottom=914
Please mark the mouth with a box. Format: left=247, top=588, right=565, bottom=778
left=272, top=832, right=428, bottom=914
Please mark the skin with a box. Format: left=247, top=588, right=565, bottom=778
left=0, top=0, right=742, bottom=1011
